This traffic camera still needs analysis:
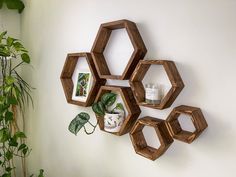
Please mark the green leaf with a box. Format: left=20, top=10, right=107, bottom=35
left=0, top=0, right=4, bottom=9
left=68, top=112, right=90, bottom=135
left=5, top=151, right=13, bottom=160
left=2, top=173, right=11, bottom=177
left=13, top=41, right=24, bottom=51
left=22, top=147, right=28, bottom=155
left=7, top=96, right=18, bottom=105
left=18, top=143, right=26, bottom=151
left=6, top=76, right=15, bottom=85
left=92, top=102, right=105, bottom=116
left=5, top=167, right=12, bottom=172
left=8, top=138, right=18, bottom=147
left=7, top=37, right=14, bottom=46
left=21, top=53, right=30, bottom=63
left=5, top=0, right=25, bottom=13
left=38, top=169, right=44, bottom=177
left=101, top=93, right=117, bottom=107
left=114, top=103, right=124, bottom=111
left=15, top=131, right=27, bottom=138
left=0, top=128, right=9, bottom=143
left=0, top=31, right=7, bottom=41
left=0, top=47, right=10, bottom=56
left=5, top=111, right=13, bottom=122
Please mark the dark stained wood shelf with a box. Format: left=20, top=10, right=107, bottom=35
left=60, top=53, right=106, bottom=107
left=129, top=60, right=184, bottom=109
left=94, top=85, right=141, bottom=136
left=91, top=19, right=147, bottom=80
left=130, top=117, right=173, bottom=161
left=166, top=105, right=208, bottom=144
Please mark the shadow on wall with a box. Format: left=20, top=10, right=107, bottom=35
left=136, top=22, right=159, bottom=59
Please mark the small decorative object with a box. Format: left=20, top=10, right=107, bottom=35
left=72, top=71, right=92, bottom=102
left=92, top=93, right=125, bottom=133
left=104, top=105, right=125, bottom=132
left=145, top=83, right=161, bottom=104
left=129, top=60, right=184, bottom=109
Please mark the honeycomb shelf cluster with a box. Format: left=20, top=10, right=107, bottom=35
left=60, top=19, right=208, bottom=161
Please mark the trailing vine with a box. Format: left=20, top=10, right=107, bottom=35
left=0, top=31, right=43, bottom=177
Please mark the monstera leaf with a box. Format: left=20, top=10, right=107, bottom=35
left=68, top=112, right=90, bottom=135
left=101, top=93, right=116, bottom=107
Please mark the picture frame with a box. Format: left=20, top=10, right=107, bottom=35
left=72, top=70, right=92, bottom=102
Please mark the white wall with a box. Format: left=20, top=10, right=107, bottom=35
left=0, top=6, right=21, bottom=38
left=20, top=0, right=236, bottom=177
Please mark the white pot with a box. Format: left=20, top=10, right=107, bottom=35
left=104, top=112, right=124, bottom=133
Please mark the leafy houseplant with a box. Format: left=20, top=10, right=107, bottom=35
left=92, top=93, right=125, bottom=132
left=0, top=0, right=25, bottom=13
left=0, top=31, right=44, bottom=177
left=68, top=93, right=125, bottom=135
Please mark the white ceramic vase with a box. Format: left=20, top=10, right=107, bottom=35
left=104, top=112, right=124, bottom=133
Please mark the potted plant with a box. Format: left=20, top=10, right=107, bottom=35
left=92, top=93, right=125, bottom=133
left=68, top=93, right=125, bottom=135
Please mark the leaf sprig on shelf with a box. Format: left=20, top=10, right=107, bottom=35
left=92, top=93, right=124, bottom=116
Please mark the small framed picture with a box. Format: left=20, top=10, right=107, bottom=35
left=72, top=71, right=92, bottom=102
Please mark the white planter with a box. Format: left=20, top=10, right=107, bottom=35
left=104, top=112, right=124, bottom=133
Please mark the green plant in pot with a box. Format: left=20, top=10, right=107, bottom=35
left=68, top=93, right=125, bottom=135
left=92, top=93, right=125, bottom=133
left=0, top=31, right=44, bottom=177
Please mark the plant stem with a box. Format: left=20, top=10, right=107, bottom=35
left=83, top=121, right=98, bottom=135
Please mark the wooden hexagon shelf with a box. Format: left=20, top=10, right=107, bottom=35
left=166, top=105, right=208, bottom=144
left=129, top=60, right=184, bottom=109
left=91, top=19, right=147, bottom=80
left=130, top=117, right=173, bottom=161
left=60, top=53, right=106, bottom=107
left=95, top=85, right=141, bottom=136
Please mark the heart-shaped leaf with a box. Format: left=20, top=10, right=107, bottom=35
left=68, top=112, right=90, bottom=135
left=21, top=53, right=30, bottom=63
left=101, top=93, right=116, bottom=107
left=92, top=101, right=105, bottom=116
left=6, top=76, right=15, bottom=85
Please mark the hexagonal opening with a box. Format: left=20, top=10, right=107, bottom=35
left=94, top=86, right=141, bottom=136
left=142, top=126, right=161, bottom=149
left=103, top=29, right=134, bottom=76
left=178, top=114, right=196, bottom=132
left=142, top=64, right=172, bottom=105
left=130, top=117, right=173, bottom=160
left=130, top=60, right=184, bottom=109
left=60, top=53, right=106, bottom=107
left=166, top=105, right=208, bottom=144
left=91, top=19, right=147, bottom=80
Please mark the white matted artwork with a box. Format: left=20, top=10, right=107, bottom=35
left=72, top=70, right=92, bottom=102
left=71, top=56, right=94, bottom=102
